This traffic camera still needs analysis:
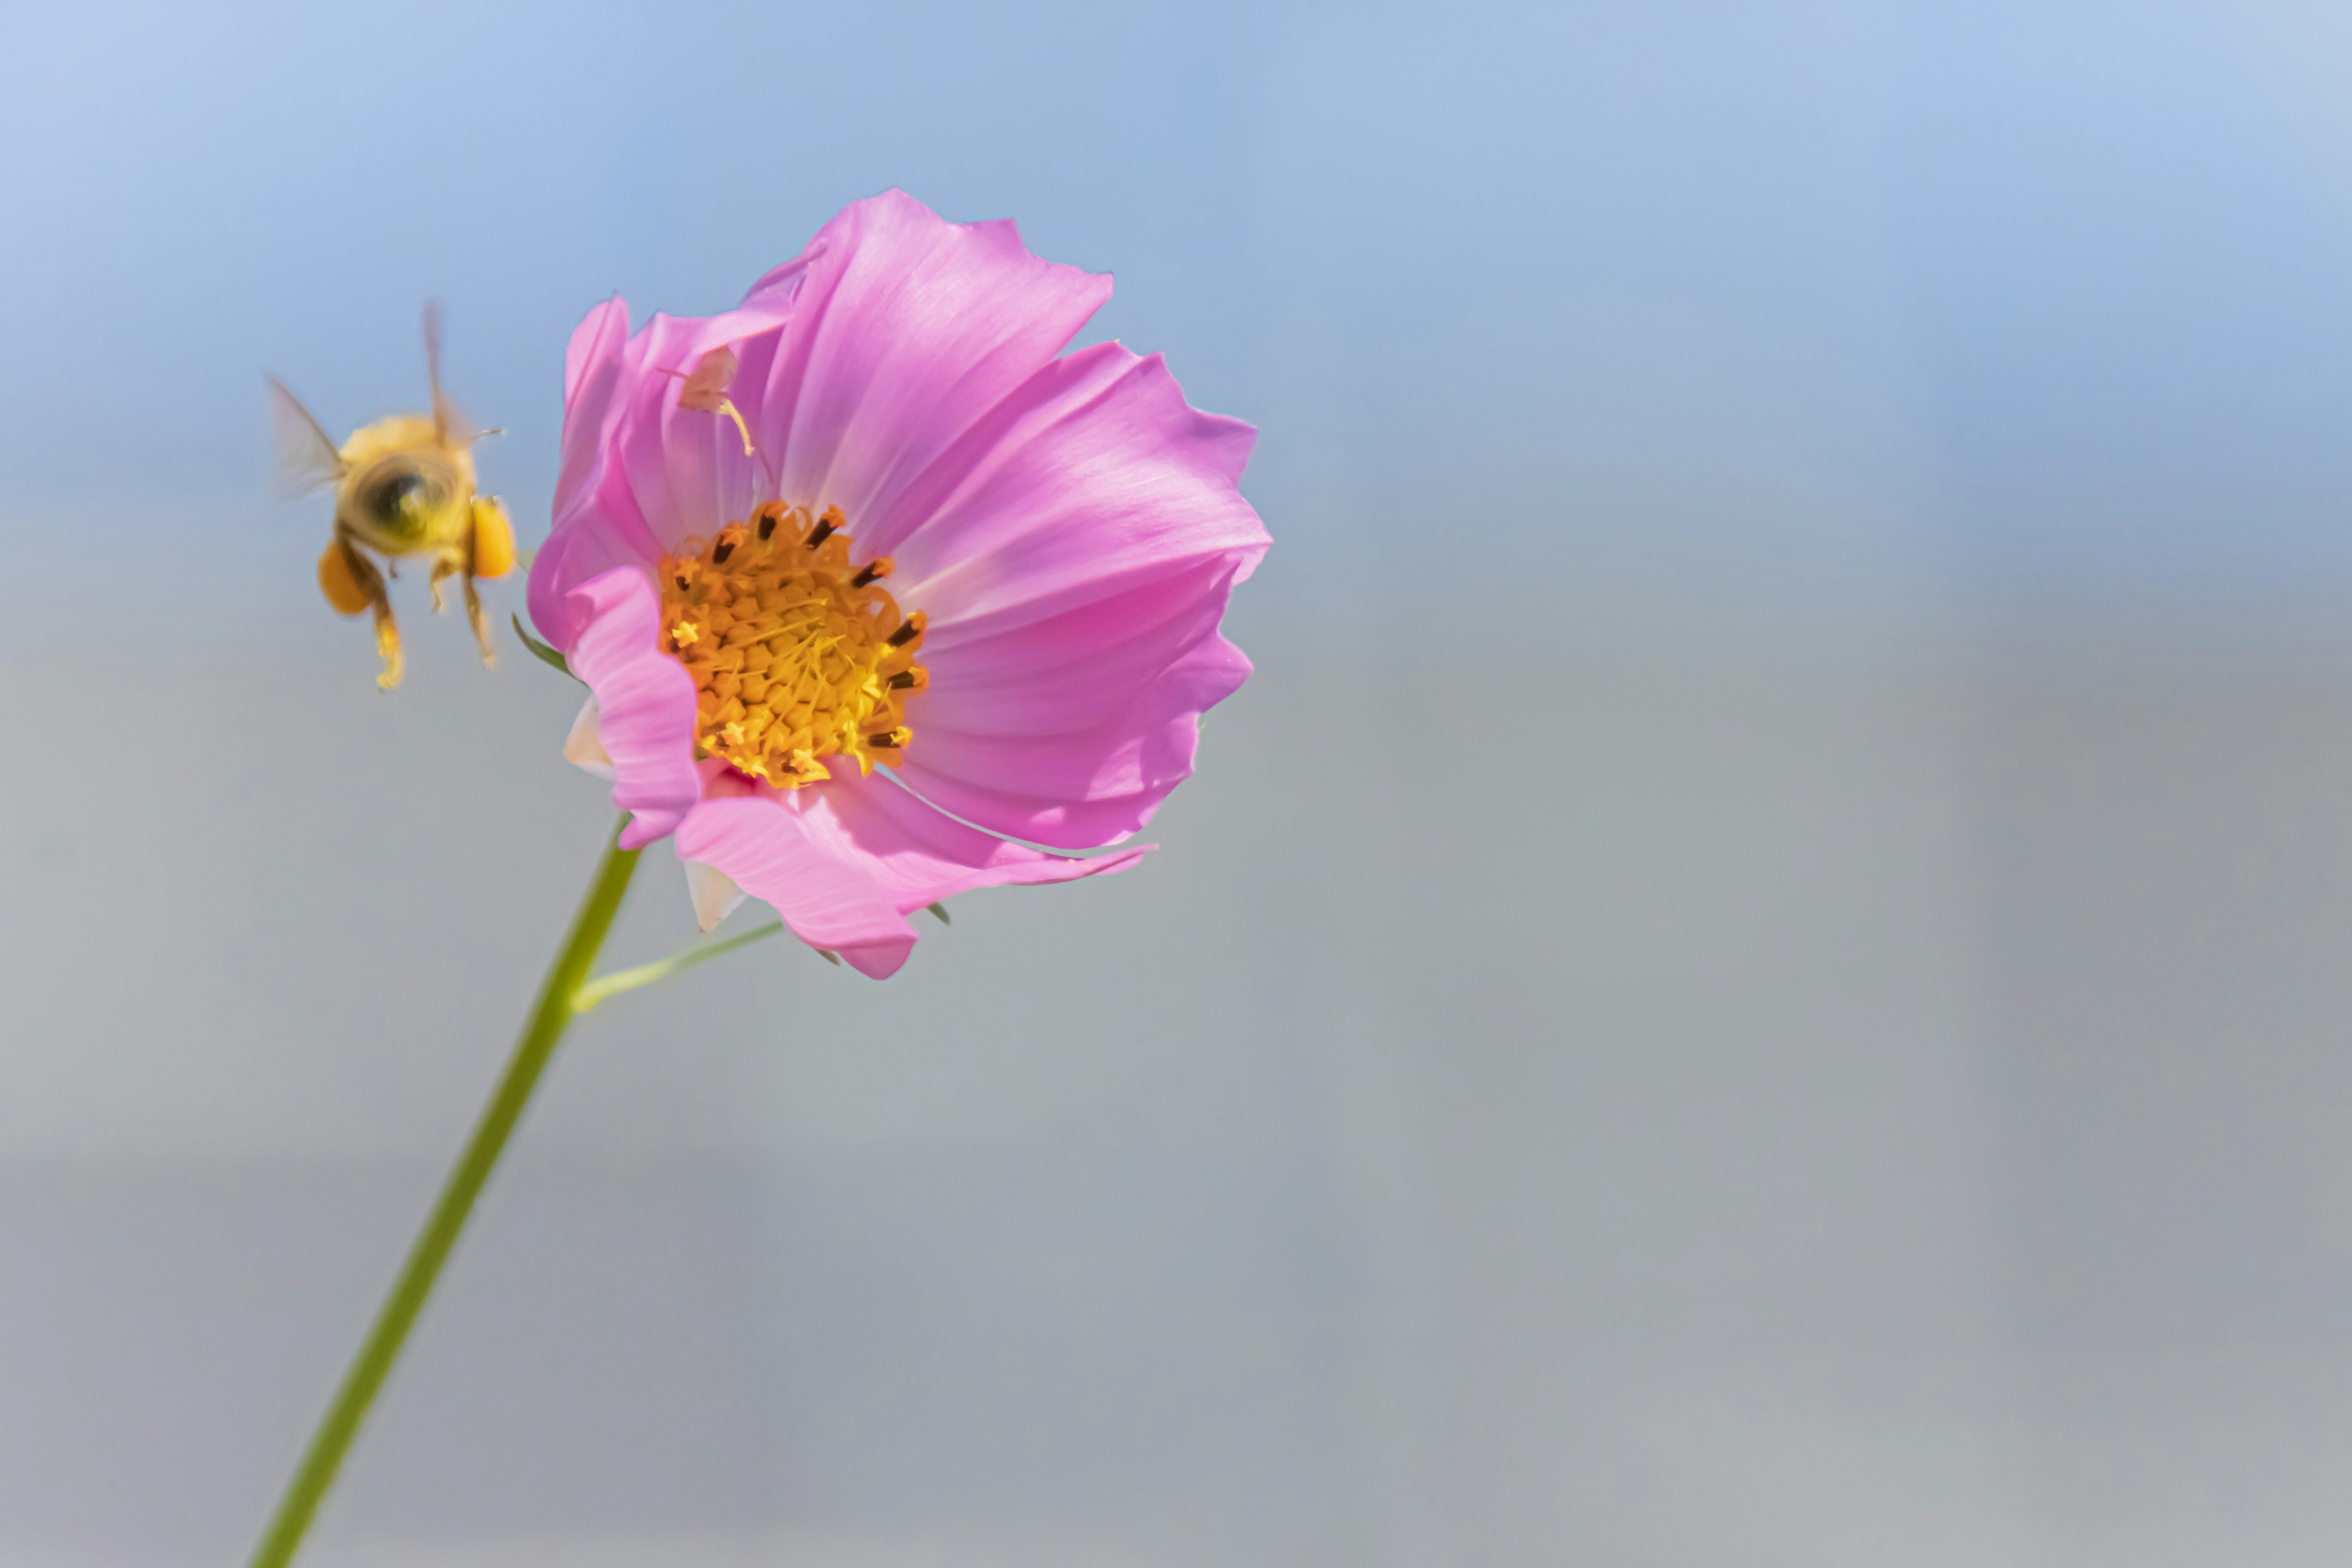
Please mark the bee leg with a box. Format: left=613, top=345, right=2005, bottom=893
left=463, top=571, right=496, bottom=668
left=462, top=497, right=515, bottom=672
left=428, top=556, right=458, bottom=615
left=374, top=599, right=405, bottom=690
left=323, top=533, right=402, bottom=690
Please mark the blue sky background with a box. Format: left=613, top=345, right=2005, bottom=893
left=8, top=0, right=2352, bottom=646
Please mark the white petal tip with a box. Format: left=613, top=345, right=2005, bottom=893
left=683, top=858, right=749, bottom=935
left=564, top=698, right=617, bottom=780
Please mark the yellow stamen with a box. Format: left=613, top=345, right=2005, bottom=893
left=657, top=503, right=928, bottom=787
left=715, top=398, right=754, bottom=456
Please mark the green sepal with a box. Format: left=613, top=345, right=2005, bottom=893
left=512, top=614, right=575, bottom=679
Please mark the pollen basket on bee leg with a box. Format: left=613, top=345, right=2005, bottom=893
left=469, top=497, right=518, bottom=578
left=317, top=540, right=373, bottom=617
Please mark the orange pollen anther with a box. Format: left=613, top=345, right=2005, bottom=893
left=657, top=501, right=929, bottom=788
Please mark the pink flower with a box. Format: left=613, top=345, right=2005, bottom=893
left=527, top=192, right=1270, bottom=978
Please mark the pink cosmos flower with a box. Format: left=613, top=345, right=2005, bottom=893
left=527, top=192, right=1270, bottom=978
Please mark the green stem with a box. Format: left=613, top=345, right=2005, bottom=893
left=573, top=919, right=784, bottom=1014
left=246, top=816, right=643, bottom=1568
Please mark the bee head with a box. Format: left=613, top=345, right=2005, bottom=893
left=359, top=462, right=453, bottom=544
left=333, top=415, right=474, bottom=554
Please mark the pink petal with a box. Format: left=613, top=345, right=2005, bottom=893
left=918, top=554, right=1240, bottom=737
left=734, top=190, right=1113, bottom=541
left=881, top=342, right=1267, bottom=631
left=785, top=766, right=1148, bottom=911
left=530, top=287, right=811, bottom=646
left=554, top=296, right=631, bottom=522
left=606, top=305, right=791, bottom=556
left=527, top=499, right=658, bottom=650
left=852, top=341, right=1267, bottom=847
left=898, top=631, right=1253, bottom=849
left=673, top=796, right=918, bottom=979
left=564, top=568, right=704, bottom=851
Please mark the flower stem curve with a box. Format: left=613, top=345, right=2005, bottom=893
left=246, top=816, right=642, bottom=1568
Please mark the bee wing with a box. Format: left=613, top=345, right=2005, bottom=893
left=421, top=300, right=480, bottom=446
left=268, top=376, right=345, bottom=497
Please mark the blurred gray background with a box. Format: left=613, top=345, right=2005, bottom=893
left=12, top=0, right=2352, bottom=1562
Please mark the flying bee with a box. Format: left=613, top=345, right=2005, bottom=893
left=271, top=303, right=517, bottom=690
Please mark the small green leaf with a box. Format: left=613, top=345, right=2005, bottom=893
left=512, top=614, right=575, bottom=678
left=927, top=902, right=951, bottom=925
left=817, top=949, right=843, bottom=967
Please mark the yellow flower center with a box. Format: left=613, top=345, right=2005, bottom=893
left=657, top=502, right=929, bottom=788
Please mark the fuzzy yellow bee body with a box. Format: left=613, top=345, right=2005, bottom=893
left=273, top=305, right=516, bottom=689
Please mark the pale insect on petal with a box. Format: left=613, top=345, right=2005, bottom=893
left=563, top=698, right=617, bottom=780
left=674, top=345, right=739, bottom=412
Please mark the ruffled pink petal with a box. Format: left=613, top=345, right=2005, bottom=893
left=564, top=568, right=704, bottom=851
left=733, top=190, right=1112, bottom=544
left=605, top=303, right=796, bottom=556
left=553, top=296, right=631, bottom=523
left=918, top=554, right=1239, bottom=737
left=838, top=340, right=1265, bottom=846
left=787, top=766, right=1147, bottom=911
left=530, top=287, right=811, bottom=647
left=675, top=761, right=1144, bottom=978
left=527, top=497, right=660, bottom=650
left=673, top=796, right=918, bottom=979
left=881, top=342, right=1266, bottom=629
left=897, top=631, right=1253, bottom=848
